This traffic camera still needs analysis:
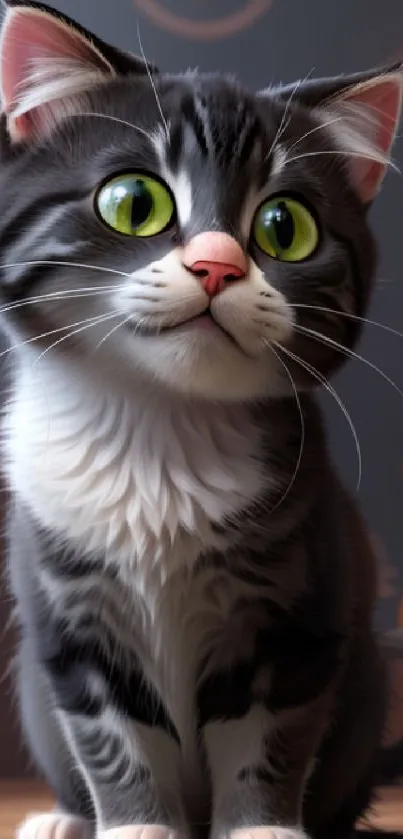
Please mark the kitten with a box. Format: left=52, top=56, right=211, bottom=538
left=0, top=3, right=401, bottom=839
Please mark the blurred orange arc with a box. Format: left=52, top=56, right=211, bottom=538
left=134, top=0, right=273, bottom=40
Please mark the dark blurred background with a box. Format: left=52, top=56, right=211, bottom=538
left=0, top=0, right=402, bottom=778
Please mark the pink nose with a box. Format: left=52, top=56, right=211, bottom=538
left=182, top=232, right=247, bottom=298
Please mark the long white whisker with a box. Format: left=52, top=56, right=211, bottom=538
left=283, top=148, right=400, bottom=173
left=0, top=287, right=128, bottom=317
left=293, top=303, right=403, bottom=341
left=295, top=323, right=403, bottom=403
left=0, top=312, right=117, bottom=365
left=0, top=259, right=131, bottom=278
left=264, top=340, right=305, bottom=513
left=275, top=341, right=362, bottom=490
left=74, top=112, right=151, bottom=139
left=285, top=116, right=345, bottom=156
left=264, top=69, right=315, bottom=162
left=136, top=24, right=169, bottom=140
left=33, top=311, right=119, bottom=368
left=95, top=313, right=135, bottom=350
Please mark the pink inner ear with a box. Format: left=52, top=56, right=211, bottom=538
left=344, top=78, right=402, bottom=202
left=349, top=79, right=401, bottom=150
left=1, top=6, right=111, bottom=113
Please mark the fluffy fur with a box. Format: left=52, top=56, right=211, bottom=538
left=1, top=4, right=402, bottom=839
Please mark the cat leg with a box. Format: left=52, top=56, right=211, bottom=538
left=303, top=633, right=386, bottom=839
left=32, top=618, right=188, bottom=839
left=97, top=827, right=185, bottom=839
left=199, top=625, right=342, bottom=839
left=18, top=630, right=186, bottom=839
left=16, top=635, right=95, bottom=838
left=59, top=713, right=186, bottom=839
left=56, top=709, right=187, bottom=839
left=17, top=820, right=179, bottom=839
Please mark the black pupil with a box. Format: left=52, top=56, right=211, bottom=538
left=265, top=201, right=295, bottom=250
left=130, top=180, right=153, bottom=229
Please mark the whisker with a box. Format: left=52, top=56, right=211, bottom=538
left=285, top=116, right=345, bottom=156
left=282, top=148, right=400, bottom=174
left=136, top=24, right=169, bottom=140
left=0, top=287, right=127, bottom=317
left=0, top=312, right=117, bottom=364
left=0, top=259, right=131, bottom=278
left=264, top=69, right=315, bottom=162
left=95, top=312, right=135, bottom=350
left=33, top=311, right=119, bottom=367
left=294, top=323, right=403, bottom=403
left=274, top=340, right=362, bottom=490
left=316, top=101, right=401, bottom=148
left=293, top=303, right=403, bottom=341
left=264, top=340, right=305, bottom=513
left=74, top=112, right=151, bottom=140
left=0, top=260, right=130, bottom=316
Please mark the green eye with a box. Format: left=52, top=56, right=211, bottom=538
left=252, top=196, right=319, bottom=262
left=96, top=173, right=175, bottom=237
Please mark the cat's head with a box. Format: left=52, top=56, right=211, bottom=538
left=0, top=0, right=401, bottom=401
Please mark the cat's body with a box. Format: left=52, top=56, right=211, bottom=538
left=0, top=4, right=402, bottom=839
left=7, top=350, right=384, bottom=839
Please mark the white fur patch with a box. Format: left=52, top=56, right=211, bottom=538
left=151, top=132, right=193, bottom=227
left=113, top=249, right=294, bottom=401
left=4, top=353, right=274, bottom=819
left=98, top=829, right=182, bottom=839
left=17, top=812, right=90, bottom=839
left=4, top=353, right=265, bottom=580
left=203, top=704, right=275, bottom=805
left=229, top=829, right=307, bottom=839
left=165, top=168, right=193, bottom=228
left=271, top=144, right=288, bottom=177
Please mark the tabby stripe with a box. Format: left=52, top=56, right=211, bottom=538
left=166, top=121, right=183, bottom=171
left=2, top=262, right=68, bottom=301
left=184, top=95, right=209, bottom=157
left=237, top=116, right=261, bottom=163
left=37, top=611, right=180, bottom=741
left=197, top=622, right=343, bottom=726
left=0, top=189, right=86, bottom=256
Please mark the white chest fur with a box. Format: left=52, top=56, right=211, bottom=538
left=4, top=353, right=273, bottom=803
left=4, top=353, right=266, bottom=583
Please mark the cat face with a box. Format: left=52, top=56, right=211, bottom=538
left=0, top=2, right=401, bottom=401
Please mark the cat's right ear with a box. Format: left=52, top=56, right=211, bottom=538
left=261, top=65, right=403, bottom=205
left=0, top=1, right=157, bottom=143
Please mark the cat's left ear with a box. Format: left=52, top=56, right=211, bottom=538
left=0, top=0, right=158, bottom=143
left=262, top=64, right=403, bottom=204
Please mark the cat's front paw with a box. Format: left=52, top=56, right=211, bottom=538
left=98, top=828, right=183, bottom=839
left=228, top=828, right=308, bottom=839
left=17, top=813, right=91, bottom=839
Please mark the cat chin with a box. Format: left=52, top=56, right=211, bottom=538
left=122, top=331, right=289, bottom=401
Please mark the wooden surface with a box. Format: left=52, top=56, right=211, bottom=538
left=0, top=783, right=402, bottom=838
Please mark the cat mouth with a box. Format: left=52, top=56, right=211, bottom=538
left=127, top=310, right=238, bottom=345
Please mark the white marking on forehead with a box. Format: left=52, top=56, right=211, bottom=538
left=150, top=128, right=166, bottom=162
left=151, top=129, right=193, bottom=228
left=194, top=95, right=213, bottom=150
left=271, top=143, right=288, bottom=177
left=240, top=189, right=258, bottom=242
left=168, top=167, right=193, bottom=227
